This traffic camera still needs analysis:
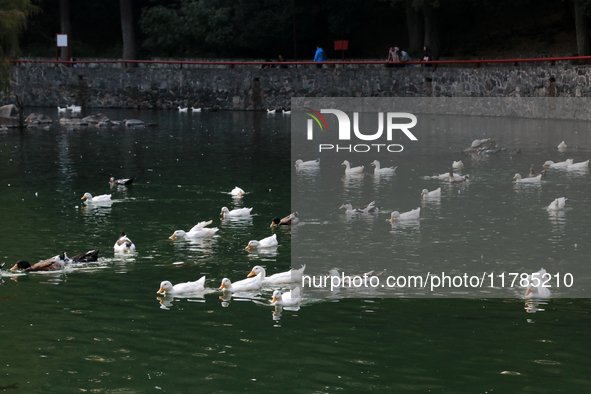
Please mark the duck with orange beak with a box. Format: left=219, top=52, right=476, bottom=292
left=219, top=273, right=263, bottom=292
left=156, top=276, right=206, bottom=295
left=220, top=206, right=253, bottom=218
left=230, top=186, right=245, bottom=197
left=271, top=287, right=301, bottom=306
left=245, top=234, right=278, bottom=250
left=247, top=264, right=306, bottom=284
left=81, top=192, right=112, bottom=203
left=169, top=220, right=218, bottom=239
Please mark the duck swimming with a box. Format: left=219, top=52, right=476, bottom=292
left=514, top=173, right=541, bottom=183
left=110, top=177, right=134, bottom=185
left=567, top=160, right=589, bottom=170
left=547, top=197, right=567, bottom=211
left=169, top=220, right=219, bottom=239
left=219, top=274, right=263, bottom=292
left=421, top=188, right=441, bottom=199
left=10, top=253, right=68, bottom=272
left=81, top=192, right=111, bottom=203
left=525, top=268, right=552, bottom=298
left=340, top=201, right=379, bottom=214
left=230, top=186, right=245, bottom=197
left=220, top=207, right=253, bottom=217
left=371, top=160, right=397, bottom=174
left=246, top=264, right=306, bottom=284
left=71, top=249, right=99, bottom=263
left=270, top=212, right=299, bottom=227
left=295, top=159, right=320, bottom=168
left=157, top=276, right=206, bottom=294
left=245, top=234, right=278, bottom=250
left=114, top=232, right=135, bottom=252
left=543, top=159, right=572, bottom=169
left=390, top=208, right=420, bottom=221
left=529, top=165, right=546, bottom=178
left=452, top=160, right=464, bottom=169
left=342, top=160, right=364, bottom=174
left=271, top=287, right=301, bottom=306
left=449, top=173, right=469, bottom=184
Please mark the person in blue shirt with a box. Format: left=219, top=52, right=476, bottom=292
left=314, top=45, right=325, bottom=68
left=396, top=49, right=413, bottom=67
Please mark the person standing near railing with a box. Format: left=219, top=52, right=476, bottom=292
left=386, top=46, right=399, bottom=68
left=277, top=55, right=288, bottom=69
left=397, top=48, right=413, bottom=67
left=422, top=45, right=432, bottom=67
left=314, top=45, right=325, bottom=68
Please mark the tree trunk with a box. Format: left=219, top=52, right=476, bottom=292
left=422, top=2, right=440, bottom=60
left=574, top=0, right=590, bottom=57
left=405, top=0, right=423, bottom=53
left=120, top=0, right=137, bottom=67
left=59, top=0, right=71, bottom=61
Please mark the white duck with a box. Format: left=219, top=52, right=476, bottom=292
left=449, top=173, right=469, bottom=184
left=157, top=276, right=206, bottom=294
left=452, top=160, right=464, bottom=169
left=169, top=220, right=219, bottom=239
left=114, top=232, right=136, bottom=252
left=434, top=172, right=463, bottom=180
left=514, top=173, right=541, bottom=183
left=371, top=160, right=397, bottom=174
left=567, top=160, right=589, bottom=170
left=547, top=197, right=567, bottom=211
left=525, top=268, right=552, bottom=298
left=68, top=105, right=82, bottom=112
left=271, top=287, right=301, bottom=306
left=340, top=201, right=379, bottom=214
left=81, top=192, right=112, bottom=202
left=342, top=160, right=364, bottom=174
left=245, top=234, right=278, bottom=250
left=390, top=208, right=421, bottom=221
left=219, top=273, right=263, bottom=292
left=220, top=207, right=253, bottom=217
left=295, top=158, right=320, bottom=168
left=421, top=188, right=441, bottom=199
left=247, top=264, right=306, bottom=284
left=543, top=159, right=573, bottom=169
left=230, top=186, right=245, bottom=197
left=57, top=106, right=67, bottom=112
left=282, top=109, right=291, bottom=115
left=557, top=141, right=567, bottom=150
left=266, top=108, right=276, bottom=114
left=178, top=106, right=188, bottom=112
left=191, top=107, right=202, bottom=112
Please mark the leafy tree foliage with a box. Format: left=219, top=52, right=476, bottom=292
left=0, top=0, right=40, bottom=94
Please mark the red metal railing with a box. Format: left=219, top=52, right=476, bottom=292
left=7, top=55, right=591, bottom=69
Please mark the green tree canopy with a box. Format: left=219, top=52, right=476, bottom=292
left=0, top=0, right=40, bottom=94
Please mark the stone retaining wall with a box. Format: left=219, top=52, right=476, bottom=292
left=5, top=63, right=590, bottom=111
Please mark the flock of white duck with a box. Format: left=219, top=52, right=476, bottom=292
left=295, top=139, right=589, bottom=299
left=3, top=178, right=305, bottom=309
left=4, top=140, right=582, bottom=303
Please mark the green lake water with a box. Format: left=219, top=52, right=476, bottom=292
left=1, top=108, right=591, bottom=393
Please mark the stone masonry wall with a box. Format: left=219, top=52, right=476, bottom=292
left=5, top=63, right=590, bottom=111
